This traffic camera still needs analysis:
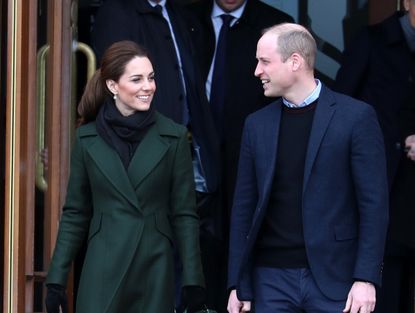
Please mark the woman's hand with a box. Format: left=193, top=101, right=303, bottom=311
left=45, top=284, right=68, bottom=313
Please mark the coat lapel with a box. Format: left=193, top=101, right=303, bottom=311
left=85, top=132, right=140, bottom=210
left=127, top=121, right=170, bottom=189
left=303, top=86, right=336, bottom=191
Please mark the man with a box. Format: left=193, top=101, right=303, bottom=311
left=185, top=2, right=292, bottom=310
left=227, top=23, right=389, bottom=313
left=187, top=0, right=293, bottom=218
left=335, top=1, right=415, bottom=312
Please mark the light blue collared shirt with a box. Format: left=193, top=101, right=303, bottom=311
left=282, top=79, right=322, bottom=108
left=194, top=1, right=248, bottom=193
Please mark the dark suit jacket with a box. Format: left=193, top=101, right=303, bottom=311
left=46, top=113, right=204, bottom=313
left=334, top=12, right=415, bottom=246
left=186, top=0, right=293, bottom=209
left=228, top=86, right=389, bottom=301
left=91, top=0, right=220, bottom=192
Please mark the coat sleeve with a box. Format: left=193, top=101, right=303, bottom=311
left=170, top=128, right=205, bottom=287
left=46, top=130, right=92, bottom=286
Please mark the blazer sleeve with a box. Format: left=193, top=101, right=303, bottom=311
left=350, top=104, right=389, bottom=286
left=46, top=130, right=93, bottom=286
left=170, top=128, right=205, bottom=287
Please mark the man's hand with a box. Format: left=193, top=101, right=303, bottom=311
left=227, top=289, right=251, bottom=313
left=343, top=281, right=376, bottom=313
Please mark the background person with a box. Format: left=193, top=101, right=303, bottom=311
left=185, top=1, right=293, bottom=310
left=334, top=1, right=415, bottom=311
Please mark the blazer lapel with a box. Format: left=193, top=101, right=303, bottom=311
left=85, top=135, right=140, bottom=210
left=303, top=87, right=336, bottom=191
left=127, top=120, right=170, bottom=190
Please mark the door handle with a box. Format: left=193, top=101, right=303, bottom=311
left=35, top=44, right=49, bottom=192
left=74, top=41, right=96, bottom=80
left=69, top=41, right=96, bottom=139
left=35, top=42, right=95, bottom=192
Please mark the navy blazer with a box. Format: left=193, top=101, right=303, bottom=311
left=228, top=85, right=389, bottom=301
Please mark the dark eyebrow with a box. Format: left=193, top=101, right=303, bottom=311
left=129, top=72, right=155, bottom=79
left=129, top=74, right=143, bottom=79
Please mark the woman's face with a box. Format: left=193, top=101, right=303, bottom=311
left=107, top=56, right=156, bottom=116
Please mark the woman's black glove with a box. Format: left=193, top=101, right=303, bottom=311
left=181, top=286, right=206, bottom=313
left=45, top=284, right=68, bottom=313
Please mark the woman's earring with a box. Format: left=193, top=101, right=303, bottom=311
left=113, top=94, right=117, bottom=100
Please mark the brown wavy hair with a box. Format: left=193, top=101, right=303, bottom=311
left=77, top=40, right=151, bottom=125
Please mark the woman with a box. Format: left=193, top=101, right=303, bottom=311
left=45, top=41, right=205, bottom=313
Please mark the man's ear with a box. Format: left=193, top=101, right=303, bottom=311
left=106, top=79, right=117, bottom=94
left=291, top=53, right=302, bottom=71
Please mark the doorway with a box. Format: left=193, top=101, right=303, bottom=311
left=1, top=0, right=405, bottom=312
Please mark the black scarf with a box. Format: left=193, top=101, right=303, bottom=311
left=96, top=98, right=156, bottom=169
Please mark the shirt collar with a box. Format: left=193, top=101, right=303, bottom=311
left=148, top=0, right=166, bottom=8
left=283, top=79, right=322, bottom=108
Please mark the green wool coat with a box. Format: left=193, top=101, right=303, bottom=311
left=46, top=113, right=204, bottom=313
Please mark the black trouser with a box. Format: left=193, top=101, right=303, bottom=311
left=375, top=242, right=415, bottom=313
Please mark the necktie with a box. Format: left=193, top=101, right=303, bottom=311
left=210, top=14, right=234, bottom=138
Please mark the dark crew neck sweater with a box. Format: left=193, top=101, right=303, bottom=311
left=255, top=101, right=317, bottom=268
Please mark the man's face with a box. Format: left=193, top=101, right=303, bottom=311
left=254, top=34, right=294, bottom=98
left=215, top=0, right=245, bottom=13
left=404, top=0, right=415, bottom=28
